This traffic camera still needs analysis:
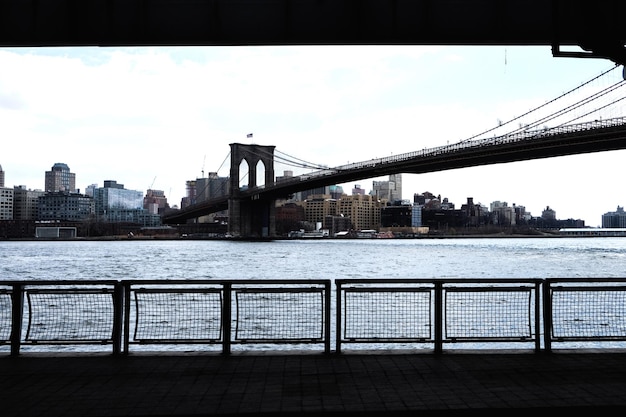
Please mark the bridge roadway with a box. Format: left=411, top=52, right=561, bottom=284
left=163, top=117, right=626, bottom=224
left=2, top=350, right=626, bottom=416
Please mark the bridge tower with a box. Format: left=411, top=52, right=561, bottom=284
left=228, top=143, right=276, bottom=238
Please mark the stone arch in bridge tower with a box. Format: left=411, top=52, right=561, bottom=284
left=229, top=143, right=275, bottom=192
left=228, top=143, right=276, bottom=238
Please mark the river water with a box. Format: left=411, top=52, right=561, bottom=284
left=2, top=237, right=626, bottom=281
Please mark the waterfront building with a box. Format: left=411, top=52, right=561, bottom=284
left=304, top=194, right=337, bottom=226
left=143, top=189, right=170, bottom=215
left=275, top=202, right=306, bottom=235
left=37, top=191, right=93, bottom=221
left=324, top=214, right=352, bottom=235
left=45, top=163, right=76, bottom=193
left=602, top=206, right=626, bottom=228
left=93, top=180, right=159, bottom=226
left=13, top=186, right=45, bottom=220
left=412, top=204, right=423, bottom=227
left=490, top=201, right=516, bottom=226
left=0, top=186, right=13, bottom=220
left=337, top=193, right=382, bottom=231
left=414, top=191, right=439, bottom=207
left=460, top=197, right=483, bottom=227
left=514, top=204, right=532, bottom=224
left=560, top=227, right=626, bottom=236
left=380, top=200, right=413, bottom=228
left=541, top=206, right=557, bottom=221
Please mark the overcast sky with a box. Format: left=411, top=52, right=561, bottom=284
left=1, top=45, right=625, bottom=227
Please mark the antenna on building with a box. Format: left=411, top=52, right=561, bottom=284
left=201, top=155, right=206, bottom=178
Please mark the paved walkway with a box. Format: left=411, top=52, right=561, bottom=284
left=2, top=350, right=626, bottom=416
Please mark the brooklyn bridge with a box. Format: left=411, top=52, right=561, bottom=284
left=162, top=116, right=626, bottom=237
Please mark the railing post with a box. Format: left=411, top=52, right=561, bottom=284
left=222, top=282, right=232, bottom=355
left=534, top=280, right=542, bottom=352
left=335, top=280, right=342, bottom=354
left=122, top=282, right=132, bottom=355
left=324, top=280, right=331, bottom=355
left=434, top=281, right=443, bottom=354
left=542, top=279, right=553, bottom=353
left=112, top=282, right=124, bottom=356
left=10, top=284, right=23, bottom=357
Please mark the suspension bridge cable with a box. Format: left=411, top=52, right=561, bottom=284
left=272, top=151, right=325, bottom=169
left=253, top=147, right=328, bottom=170
left=557, top=95, right=626, bottom=127
left=216, top=152, right=230, bottom=174
left=460, top=64, right=622, bottom=143
left=274, top=149, right=329, bottom=170
left=503, top=79, right=626, bottom=135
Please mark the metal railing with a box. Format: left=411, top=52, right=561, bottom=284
left=543, top=278, right=626, bottom=351
left=2, top=278, right=626, bottom=355
left=336, top=279, right=542, bottom=353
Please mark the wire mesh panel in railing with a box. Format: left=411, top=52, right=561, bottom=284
left=550, top=285, right=626, bottom=341
left=131, top=288, right=223, bottom=344
left=25, top=288, right=115, bottom=344
left=0, top=290, right=11, bottom=343
left=341, top=288, right=432, bottom=342
left=444, top=286, right=536, bottom=342
left=234, top=287, right=326, bottom=343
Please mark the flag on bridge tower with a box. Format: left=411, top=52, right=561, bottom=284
left=247, top=133, right=253, bottom=138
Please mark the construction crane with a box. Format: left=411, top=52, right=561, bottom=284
left=149, top=176, right=156, bottom=190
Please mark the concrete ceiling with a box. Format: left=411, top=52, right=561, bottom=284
left=1, top=0, right=625, bottom=64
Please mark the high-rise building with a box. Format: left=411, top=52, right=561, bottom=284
left=196, top=172, right=229, bottom=203
left=143, top=189, right=170, bottom=215
left=602, top=206, right=626, bottom=228
left=0, top=186, right=13, bottom=220
left=490, top=201, right=517, bottom=226
left=0, top=164, right=4, bottom=187
left=303, top=194, right=337, bottom=225
left=13, top=186, right=45, bottom=220
left=45, top=163, right=76, bottom=193
left=93, top=180, right=158, bottom=225
left=372, top=174, right=402, bottom=203
left=352, top=184, right=365, bottom=195
left=37, top=191, right=93, bottom=221
left=300, top=185, right=331, bottom=202
left=337, top=193, right=382, bottom=231
left=541, top=206, right=557, bottom=221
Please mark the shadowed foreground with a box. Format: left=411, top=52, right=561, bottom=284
left=2, top=351, right=626, bottom=416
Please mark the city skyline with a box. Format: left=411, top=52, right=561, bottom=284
left=2, top=45, right=625, bottom=226
left=0, top=161, right=615, bottom=225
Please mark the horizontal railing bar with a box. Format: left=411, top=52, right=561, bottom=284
left=444, top=286, right=536, bottom=292
left=550, top=286, right=626, bottom=291
left=2, top=278, right=626, bottom=355
left=341, top=287, right=432, bottom=293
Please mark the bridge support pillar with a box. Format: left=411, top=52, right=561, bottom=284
left=227, top=143, right=277, bottom=239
